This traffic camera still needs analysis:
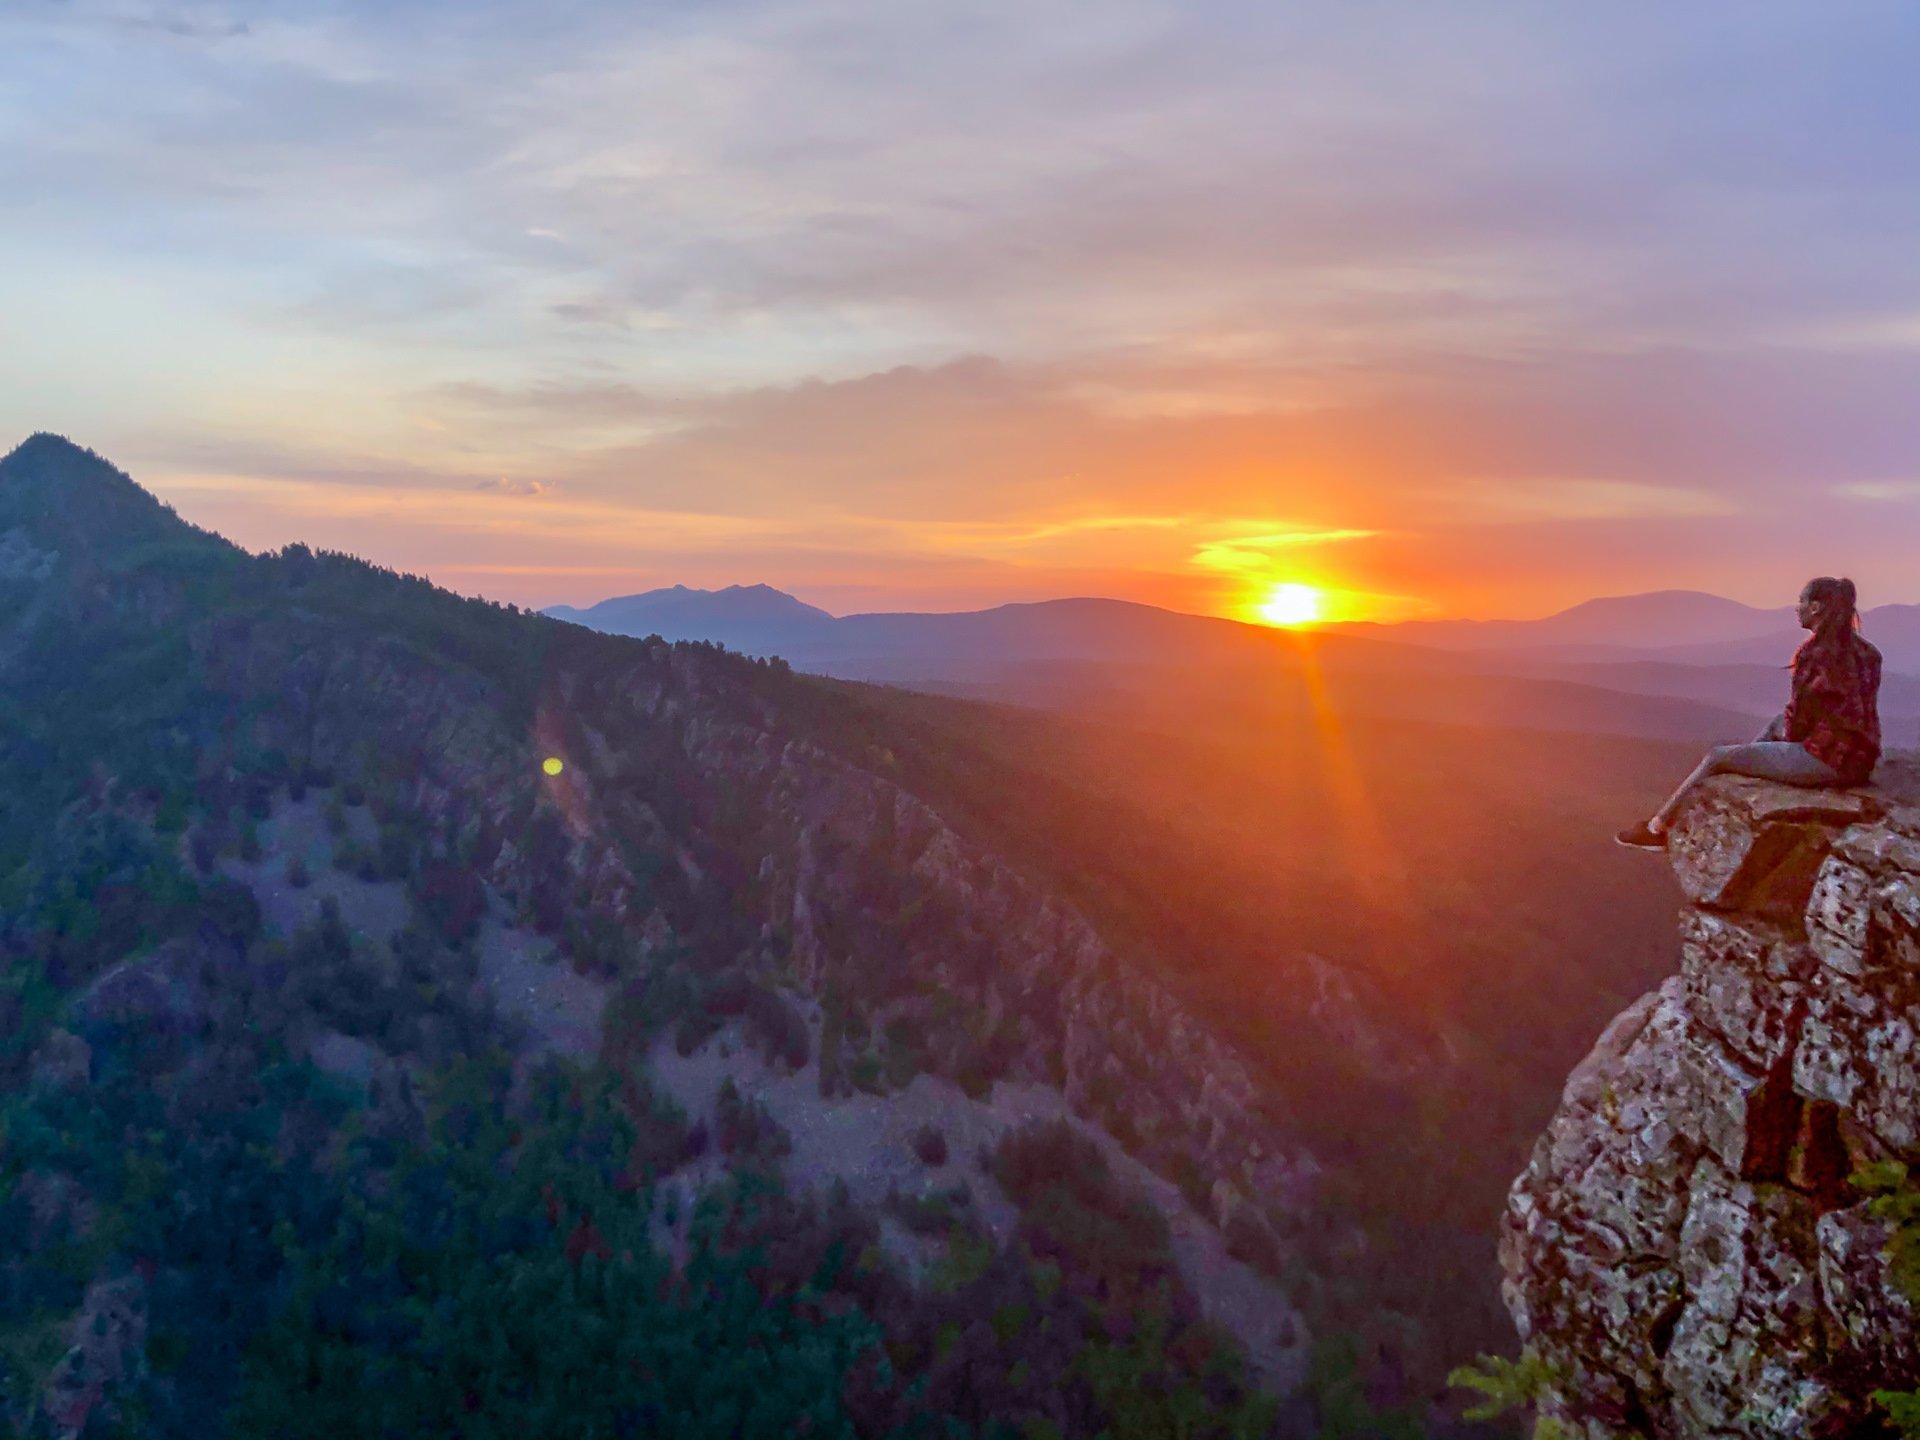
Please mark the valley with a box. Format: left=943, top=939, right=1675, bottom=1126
left=0, top=434, right=1885, bottom=1435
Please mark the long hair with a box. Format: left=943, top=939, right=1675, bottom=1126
left=1792, top=575, right=1863, bottom=672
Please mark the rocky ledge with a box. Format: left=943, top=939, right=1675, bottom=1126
left=1501, top=762, right=1920, bottom=1438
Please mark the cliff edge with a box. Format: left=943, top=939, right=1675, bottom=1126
left=1501, top=762, right=1920, bottom=1437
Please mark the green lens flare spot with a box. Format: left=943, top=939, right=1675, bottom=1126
left=542, top=756, right=564, bottom=777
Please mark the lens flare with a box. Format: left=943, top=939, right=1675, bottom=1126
left=542, top=756, right=564, bottom=776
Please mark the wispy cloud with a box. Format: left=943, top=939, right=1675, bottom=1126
left=1454, top=478, right=1737, bottom=522
left=1192, top=529, right=1382, bottom=576
left=472, top=476, right=547, bottom=497
left=1836, top=480, right=1920, bottom=502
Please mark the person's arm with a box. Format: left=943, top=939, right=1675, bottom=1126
left=1783, top=647, right=1851, bottom=743
left=1783, top=650, right=1822, bottom=743
left=1758, top=711, right=1787, bottom=742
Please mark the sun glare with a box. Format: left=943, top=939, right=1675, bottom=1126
left=1255, top=582, right=1325, bottom=628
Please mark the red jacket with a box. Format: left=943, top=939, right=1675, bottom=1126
left=1784, top=633, right=1882, bottom=785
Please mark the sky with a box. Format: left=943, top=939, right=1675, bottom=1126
left=5, top=1, right=1920, bottom=622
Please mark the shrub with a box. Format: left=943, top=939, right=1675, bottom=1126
left=201, top=877, right=263, bottom=946
left=154, top=790, right=188, bottom=836
left=882, top=1043, right=919, bottom=1090
left=189, top=825, right=220, bottom=874
left=888, top=1185, right=970, bottom=1236
left=849, top=1051, right=885, bottom=1095
left=911, top=1124, right=949, bottom=1167
left=702, top=969, right=754, bottom=1017
left=562, top=913, right=632, bottom=980
left=415, top=861, right=486, bottom=944
left=673, top=1010, right=721, bottom=1057
left=744, top=981, right=810, bottom=1070
left=1447, top=1350, right=1555, bottom=1422
left=716, top=1077, right=790, bottom=1165
left=1223, top=1209, right=1285, bottom=1278
left=1875, top=1390, right=1920, bottom=1438
left=994, top=1120, right=1172, bottom=1286
left=818, top=1009, right=845, bottom=1097
left=682, top=1117, right=710, bottom=1161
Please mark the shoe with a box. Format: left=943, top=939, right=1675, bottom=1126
left=1615, top=821, right=1666, bottom=851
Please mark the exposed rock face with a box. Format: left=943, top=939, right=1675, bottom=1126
left=1502, top=772, right=1920, bottom=1437
left=38, top=1274, right=148, bottom=1440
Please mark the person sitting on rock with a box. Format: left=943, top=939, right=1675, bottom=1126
left=1617, top=576, right=1882, bottom=850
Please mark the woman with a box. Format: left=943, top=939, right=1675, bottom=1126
left=1616, top=576, right=1882, bottom=850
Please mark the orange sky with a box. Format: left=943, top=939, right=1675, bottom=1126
left=117, top=347, right=1918, bottom=624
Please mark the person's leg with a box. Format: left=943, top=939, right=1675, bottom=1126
left=1650, top=741, right=1841, bottom=832
left=1647, top=745, right=1737, bottom=834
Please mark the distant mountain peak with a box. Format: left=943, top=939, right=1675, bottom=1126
left=1543, top=589, right=1779, bottom=620
left=4, top=432, right=126, bottom=486
left=544, top=582, right=837, bottom=640
left=1, top=432, right=233, bottom=565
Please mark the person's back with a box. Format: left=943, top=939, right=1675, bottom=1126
left=1785, top=628, right=1881, bottom=786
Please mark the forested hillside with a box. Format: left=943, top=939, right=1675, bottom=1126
left=2, top=435, right=1462, bottom=1438
left=825, top=672, right=1690, bottom=1366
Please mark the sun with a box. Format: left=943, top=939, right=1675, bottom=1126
left=1255, top=582, right=1326, bottom=628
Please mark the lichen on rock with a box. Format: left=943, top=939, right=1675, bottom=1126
left=1501, top=768, right=1920, bottom=1438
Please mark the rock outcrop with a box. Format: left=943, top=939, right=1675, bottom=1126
left=38, top=1274, right=148, bottom=1440
left=1502, top=769, right=1920, bottom=1437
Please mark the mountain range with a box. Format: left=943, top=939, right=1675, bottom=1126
left=546, top=584, right=1920, bottom=747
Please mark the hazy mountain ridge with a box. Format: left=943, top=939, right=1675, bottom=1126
left=1334, top=590, right=1796, bottom=652
left=552, top=583, right=1920, bottom=679
left=546, top=587, right=1816, bottom=746
left=549, top=587, right=1440, bottom=670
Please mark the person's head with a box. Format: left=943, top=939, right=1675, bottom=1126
left=1797, top=576, right=1858, bottom=638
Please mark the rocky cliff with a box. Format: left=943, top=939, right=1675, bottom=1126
left=1501, top=767, right=1920, bottom=1437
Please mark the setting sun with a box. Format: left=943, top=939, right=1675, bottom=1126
left=1255, top=582, right=1325, bottom=628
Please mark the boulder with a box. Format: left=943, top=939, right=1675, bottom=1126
left=1667, top=779, right=1878, bottom=918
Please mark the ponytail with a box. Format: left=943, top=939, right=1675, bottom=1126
left=1794, top=576, right=1863, bottom=671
